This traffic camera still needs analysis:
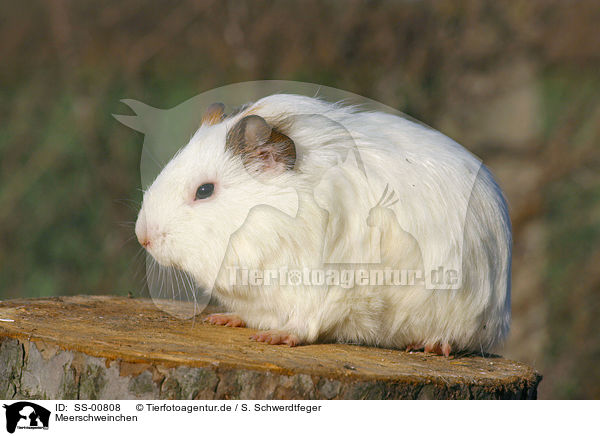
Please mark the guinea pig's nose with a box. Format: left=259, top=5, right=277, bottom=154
left=136, top=228, right=151, bottom=248
left=135, top=211, right=151, bottom=248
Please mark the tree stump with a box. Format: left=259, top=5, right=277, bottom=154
left=0, top=296, right=541, bottom=400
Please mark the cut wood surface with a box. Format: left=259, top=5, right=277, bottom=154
left=0, top=295, right=541, bottom=399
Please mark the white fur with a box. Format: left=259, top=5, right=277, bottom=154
left=136, top=94, right=512, bottom=353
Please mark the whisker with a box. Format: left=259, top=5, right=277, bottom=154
left=170, top=265, right=176, bottom=301
left=117, top=234, right=139, bottom=251
left=117, top=221, right=137, bottom=227
left=141, top=254, right=155, bottom=288
left=132, top=255, right=146, bottom=284
left=177, top=268, right=194, bottom=321
left=176, top=268, right=185, bottom=301
left=114, top=199, right=141, bottom=212
left=159, top=263, right=165, bottom=300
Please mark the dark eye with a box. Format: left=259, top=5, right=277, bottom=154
left=195, top=183, right=214, bottom=200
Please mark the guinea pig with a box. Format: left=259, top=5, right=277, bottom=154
left=135, top=94, right=511, bottom=356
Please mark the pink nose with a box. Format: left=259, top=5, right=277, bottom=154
left=135, top=210, right=154, bottom=249
left=136, top=230, right=151, bottom=248
left=135, top=222, right=151, bottom=249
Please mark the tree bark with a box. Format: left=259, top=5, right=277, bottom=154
left=0, top=296, right=541, bottom=400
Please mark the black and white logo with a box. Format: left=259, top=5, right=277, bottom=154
left=2, top=402, right=50, bottom=434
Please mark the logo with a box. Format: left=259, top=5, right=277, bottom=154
left=2, top=402, right=50, bottom=433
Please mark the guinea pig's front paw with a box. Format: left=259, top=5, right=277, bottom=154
left=424, top=342, right=452, bottom=358
left=405, top=342, right=453, bottom=357
left=204, top=313, right=246, bottom=328
left=250, top=330, right=299, bottom=347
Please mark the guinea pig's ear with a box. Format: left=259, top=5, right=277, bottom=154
left=201, top=102, right=225, bottom=126
left=226, top=115, right=296, bottom=173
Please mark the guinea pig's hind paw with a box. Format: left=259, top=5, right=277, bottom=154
left=204, top=313, right=246, bottom=328
left=405, top=343, right=424, bottom=352
left=424, top=342, right=452, bottom=357
left=250, top=330, right=299, bottom=347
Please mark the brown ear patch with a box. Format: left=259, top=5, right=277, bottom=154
left=201, top=102, right=225, bottom=126
left=226, top=115, right=296, bottom=173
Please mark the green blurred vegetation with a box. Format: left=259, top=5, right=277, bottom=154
left=1, top=0, right=599, bottom=398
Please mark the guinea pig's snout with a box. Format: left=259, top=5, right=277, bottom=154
left=138, top=233, right=151, bottom=248
left=135, top=211, right=152, bottom=249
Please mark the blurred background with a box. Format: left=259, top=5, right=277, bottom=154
left=1, top=0, right=598, bottom=399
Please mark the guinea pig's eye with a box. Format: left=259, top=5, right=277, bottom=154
left=195, top=183, right=214, bottom=200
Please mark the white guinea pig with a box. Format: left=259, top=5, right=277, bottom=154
left=135, top=94, right=511, bottom=356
